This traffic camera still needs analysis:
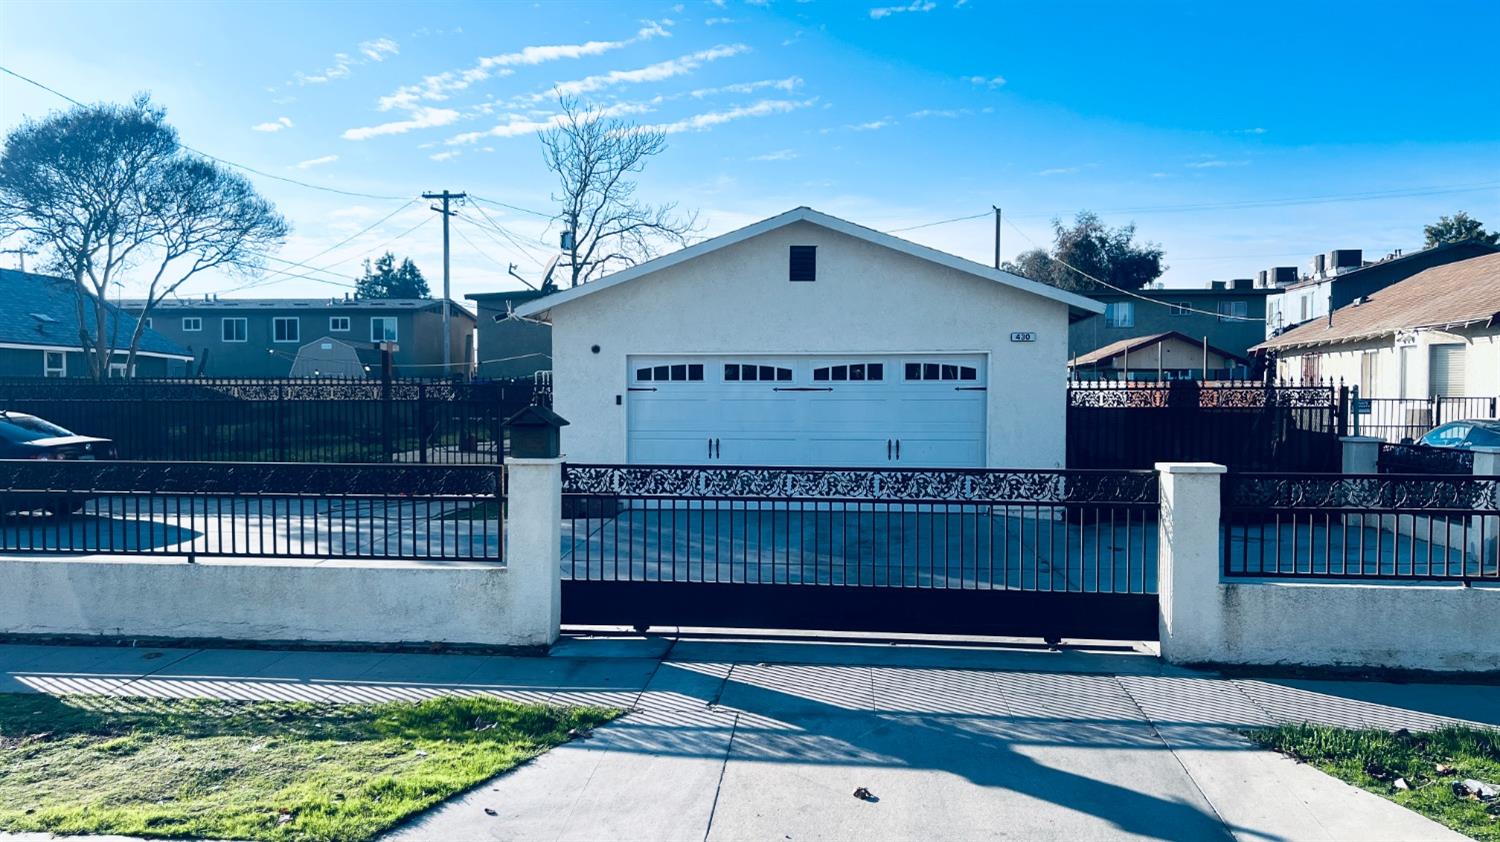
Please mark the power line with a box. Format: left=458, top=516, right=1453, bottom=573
left=468, top=193, right=556, bottom=220
left=0, top=64, right=413, bottom=201
left=227, top=199, right=422, bottom=292
left=1001, top=216, right=1263, bottom=322
left=464, top=203, right=555, bottom=262
left=885, top=211, right=992, bottom=233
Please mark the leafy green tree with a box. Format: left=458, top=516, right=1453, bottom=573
left=1423, top=211, right=1499, bottom=248
left=1003, top=211, right=1165, bottom=293
left=355, top=252, right=430, bottom=299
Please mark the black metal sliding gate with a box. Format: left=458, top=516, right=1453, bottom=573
left=561, top=464, right=1160, bottom=641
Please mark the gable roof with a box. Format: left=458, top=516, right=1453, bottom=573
left=1070, top=331, right=1247, bottom=367
left=513, top=207, right=1105, bottom=319
left=1255, top=252, right=1500, bottom=352
left=0, top=269, right=191, bottom=359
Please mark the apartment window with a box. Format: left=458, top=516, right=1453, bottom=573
left=329, top=316, right=351, bottom=332
left=1217, top=300, right=1248, bottom=322
left=43, top=351, right=65, bottom=378
left=273, top=316, right=300, bottom=343
left=1169, top=302, right=1191, bottom=316
left=1359, top=351, right=1379, bottom=395
left=371, top=317, right=398, bottom=343
left=1104, top=302, right=1134, bottom=328
left=1299, top=296, right=1310, bottom=321
left=144, top=317, right=153, bottom=329
left=108, top=360, right=130, bottom=378
left=182, top=317, right=202, bottom=332
left=221, top=317, right=247, bottom=342
left=789, top=245, right=816, bottom=282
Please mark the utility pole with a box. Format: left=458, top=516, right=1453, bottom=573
left=1, top=246, right=36, bottom=272
left=423, top=189, right=466, bottom=374
left=992, top=206, right=1002, bottom=269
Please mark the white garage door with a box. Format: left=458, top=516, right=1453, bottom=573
left=627, top=355, right=986, bottom=467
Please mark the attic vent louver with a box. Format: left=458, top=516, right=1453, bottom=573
left=789, top=245, right=816, bottom=282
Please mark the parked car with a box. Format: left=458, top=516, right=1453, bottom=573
left=1413, top=419, right=1500, bottom=449
left=0, top=411, right=114, bottom=516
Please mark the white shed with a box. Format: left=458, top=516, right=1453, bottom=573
left=514, top=207, right=1102, bottom=469
left=289, top=336, right=366, bottom=378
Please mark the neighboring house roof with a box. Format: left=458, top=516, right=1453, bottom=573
left=466, top=288, right=553, bottom=321
left=1254, top=252, right=1500, bottom=352
left=1275, top=240, right=1500, bottom=293
left=0, top=269, right=192, bottom=359
left=121, top=297, right=478, bottom=321
left=1070, top=331, right=1247, bottom=367
left=513, top=207, right=1105, bottom=319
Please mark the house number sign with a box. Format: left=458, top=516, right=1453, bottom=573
left=1009, top=331, right=1037, bottom=342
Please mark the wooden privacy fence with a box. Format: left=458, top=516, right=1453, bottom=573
left=1067, top=380, right=1347, bottom=471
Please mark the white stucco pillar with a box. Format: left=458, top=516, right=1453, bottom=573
left=1469, top=447, right=1500, bottom=564
left=1341, top=435, right=1382, bottom=475
left=504, top=457, right=563, bottom=647
left=1156, top=462, right=1227, bottom=665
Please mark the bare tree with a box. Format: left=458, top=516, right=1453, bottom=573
left=540, top=96, right=698, bottom=287
left=0, top=96, right=287, bottom=378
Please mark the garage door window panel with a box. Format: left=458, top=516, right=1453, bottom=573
left=636, top=363, right=703, bottom=382
left=725, top=363, right=791, bottom=382
left=813, top=363, right=883, bottom=382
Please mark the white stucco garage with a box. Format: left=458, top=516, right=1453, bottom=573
left=514, top=207, right=1103, bottom=469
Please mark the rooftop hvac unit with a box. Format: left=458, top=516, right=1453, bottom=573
left=1270, top=266, right=1298, bottom=286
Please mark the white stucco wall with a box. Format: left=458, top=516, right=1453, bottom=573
left=1158, top=462, right=1500, bottom=673
left=0, top=557, right=556, bottom=648
left=547, top=220, right=1076, bottom=468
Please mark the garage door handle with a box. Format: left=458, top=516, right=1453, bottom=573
left=772, top=387, right=833, bottom=392
left=628, top=387, right=657, bottom=392
left=895, top=439, right=901, bottom=460
left=886, top=439, right=892, bottom=460
left=954, top=386, right=987, bottom=391
left=715, top=438, right=721, bottom=459
left=708, top=438, right=713, bottom=459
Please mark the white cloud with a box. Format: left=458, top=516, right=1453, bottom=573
left=295, top=155, right=339, bottom=169
left=870, top=1, right=936, bottom=19
left=445, top=100, right=655, bottom=144
left=690, top=76, right=800, bottom=98
left=359, top=38, right=399, bottom=61
left=751, top=149, right=798, bottom=161
left=252, top=116, right=294, bottom=133
left=848, top=119, right=893, bottom=131
left=964, top=75, right=1006, bottom=88
left=292, top=37, right=399, bottom=85
left=704, top=17, right=736, bottom=25
left=909, top=108, right=972, bottom=119
left=641, top=98, right=816, bottom=134
left=1186, top=158, right=1249, bottom=168
left=1038, top=166, right=1082, bottom=176
left=1237, top=127, right=1268, bottom=135
left=551, top=44, right=749, bottom=98
left=430, top=150, right=461, bottom=162
left=342, top=107, right=461, bottom=140
left=378, top=22, right=672, bottom=110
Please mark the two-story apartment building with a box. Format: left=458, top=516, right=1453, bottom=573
left=0, top=269, right=191, bottom=378
left=124, top=296, right=477, bottom=378
left=1264, top=241, right=1498, bottom=338
left=1068, top=280, right=1273, bottom=371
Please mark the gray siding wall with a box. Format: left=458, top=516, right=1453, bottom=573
left=1068, top=291, right=1270, bottom=362
left=473, top=302, right=552, bottom=379
left=0, top=348, right=178, bottom=378
left=139, top=306, right=475, bottom=378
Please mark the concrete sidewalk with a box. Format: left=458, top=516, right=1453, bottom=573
left=2, top=635, right=1495, bottom=842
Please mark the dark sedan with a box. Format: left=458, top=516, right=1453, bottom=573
left=0, top=411, right=114, bottom=515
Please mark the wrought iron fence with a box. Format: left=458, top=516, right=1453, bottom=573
left=1222, top=472, right=1499, bottom=581
left=0, top=376, right=548, bottom=464
left=562, top=463, right=1158, bottom=591
left=0, top=459, right=504, bottom=562
left=1067, top=380, right=1345, bottom=471
left=1378, top=442, right=1475, bottom=475
left=1351, top=396, right=1499, bottom=443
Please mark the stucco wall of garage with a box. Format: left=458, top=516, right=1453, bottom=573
left=548, top=220, right=1075, bottom=468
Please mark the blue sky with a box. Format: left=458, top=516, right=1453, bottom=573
left=1, top=0, right=1497, bottom=300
